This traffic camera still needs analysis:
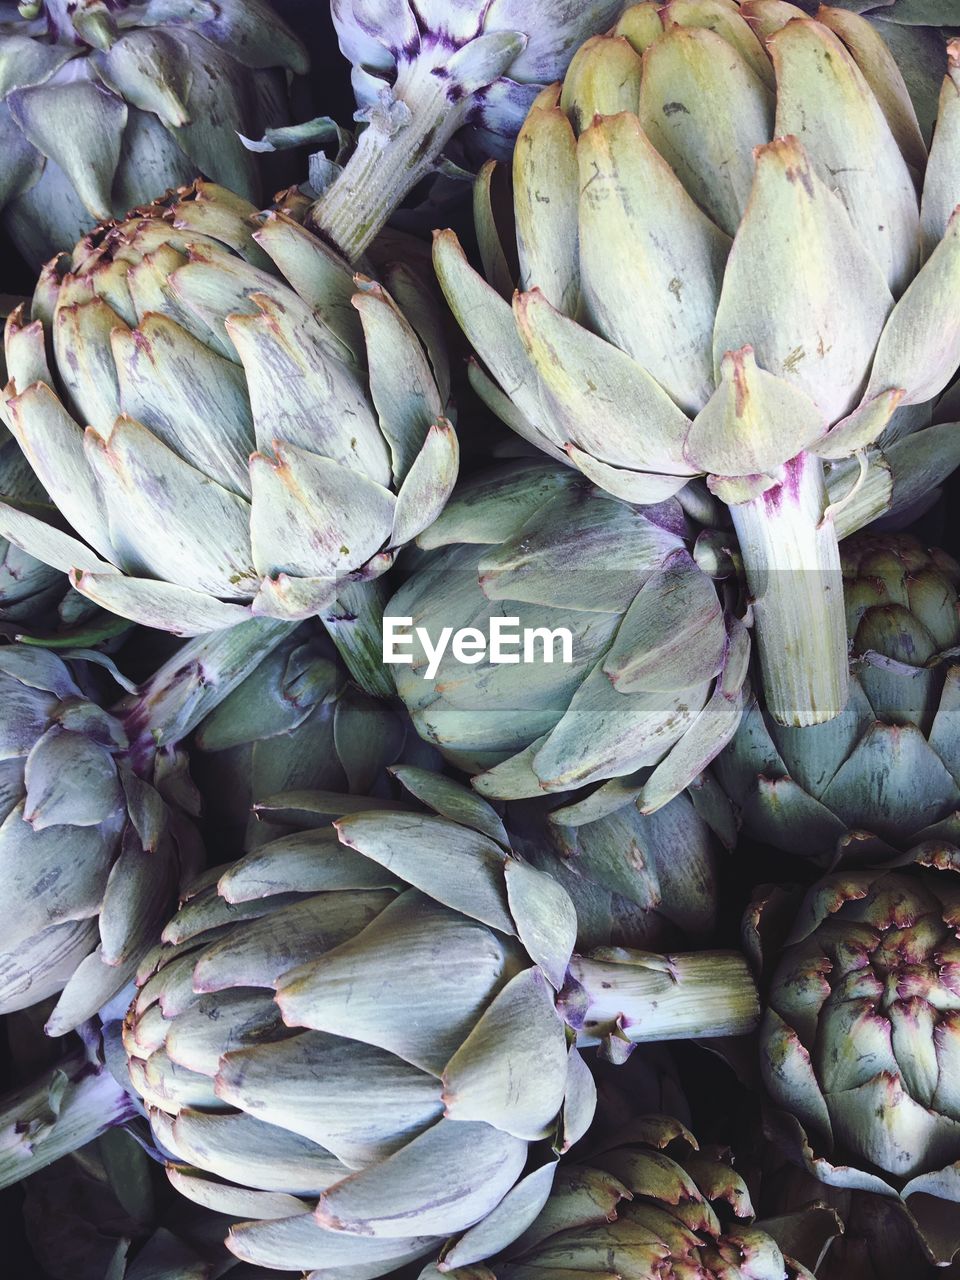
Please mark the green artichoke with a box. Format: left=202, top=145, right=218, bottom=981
left=750, top=864, right=960, bottom=1264
left=434, top=2, right=960, bottom=728
left=0, top=181, right=458, bottom=682
left=123, top=772, right=759, bottom=1275
left=425, top=1115, right=816, bottom=1279
left=0, top=0, right=308, bottom=269
left=0, top=619, right=291, bottom=1034
left=304, top=0, right=629, bottom=260
left=387, top=459, right=749, bottom=815
left=715, top=533, right=960, bottom=865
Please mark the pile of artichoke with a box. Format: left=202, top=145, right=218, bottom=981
left=0, top=2, right=959, bottom=1278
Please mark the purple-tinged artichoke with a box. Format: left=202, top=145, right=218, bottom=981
left=750, top=863, right=960, bottom=1264
left=0, top=0, right=308, bottom=269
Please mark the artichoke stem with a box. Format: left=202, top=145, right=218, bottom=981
left=0, top=1054, right=138, bottom=1191
left=308, top=57, right=472, bottom=262
left=729, top=452, right=848, bottom=726
left=121, top=616, right=300, bottom=752
left=320, top=577, right=395, bottom=700
left=563, top=950, right=760, bottom=1045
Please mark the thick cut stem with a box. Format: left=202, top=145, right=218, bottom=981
left=320, top=578, right=395, bottom=700
left=0, top=1053, right=138, bottom=1190
left=562, top=949, right=760, bottom=1045
left=122, top=616, right=300, bottom=750
left=730, top=452, right=848, bottom=726
left=307, top=57, right=471, bottom=262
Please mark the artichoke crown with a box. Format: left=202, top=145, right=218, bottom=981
left=0, top=181, right=458, bottom=636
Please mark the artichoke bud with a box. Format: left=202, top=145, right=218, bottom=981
left=756, top=864, right=960, bottom=1260
left=0, top=181, right=457, bottom=641
left=124, top=770, right=757, bottom=1274
left=389, top=460, right=749, bottom=815
left=435, top=1, right=960, bottom=729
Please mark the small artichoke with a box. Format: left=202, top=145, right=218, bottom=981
left=716, top=533, right=960, bottom=865
left=427, top=1116, right=816, bottom=1280
left=751, top=864, right=960, bottom=1264
left=0, top=182, right=458, bottom=651
left=387, top=459, right=749, bottom=815
left=124, top=773, right=758, bottom=1275
left=306, top=0, right=628, bottom=260
left=434, top=4, right=960, bottom=728
left=0, top=0, right=308, bottom=269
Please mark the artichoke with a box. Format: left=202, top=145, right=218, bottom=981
left=0, top=618, right=291, bottom=1035
left=124, top=772, right=759, bottom=1275
left=716, top=533, right=960, bottom=865
left=387, top=458, right=749, bottom=815
left=0, top=0, right=308, bottom=270
left=433, top=3, right=960, bottom=728
left=750, top=863, right=960, bottom=1264
left=305, top=0, right=628, bottom=260
left=0, top=181, right=458, bottom=686
left=426, top=1115, right=816, bottom=1279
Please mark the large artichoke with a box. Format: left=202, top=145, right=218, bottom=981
left=304, top=0, right=628, bottom=260
left=0, top=619, right=290, bottom=1034
left=387, top=458, right=749, bottom=815
left=0, top=0, right=308, bottom=269
left=750, top=863, right=960, bottom=1264
left=0, top=181, right=458, bottom=678
left=434, top=3, right=960, bottom=728
left=124, top=772, right=759, bottom=1275
left=716, top=533, right=960, bottom=865
left=426, top=1115, right=816, bottom=1280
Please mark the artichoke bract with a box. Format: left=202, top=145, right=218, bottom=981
left=434, top=3, right=960, bottom=729
left=306, top=0, right=628, bottom=260
left=0, top=0, right=308, bottom=269
left=751, top=865, right=960, bottom=1264
left=387, top=459, right=749, bottom=815
left=424, top=1116, right=816, bottom=1279
left=124, top=772, right=759, bottom=1275
left=716, top=534, right=960, bottom=865
left=0, top=618, right=292, bottom=1035
left=192, top=625, right=417, bottom=850
left=510, top=787, right=723, bottom=952
left=0, top=181, right=458, bottom=664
